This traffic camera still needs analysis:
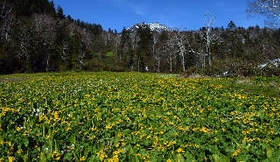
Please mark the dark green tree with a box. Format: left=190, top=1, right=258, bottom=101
left=227, top=20, right=237, bottom=30
left=56, top=5, right=65, bottom=19
left=136, top=24, right=153, bottom=71
left=118, top=28, right=130, bottom=63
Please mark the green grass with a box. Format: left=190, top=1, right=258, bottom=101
left=0, top=72, right=279, bottom=161
left=222, top=77, right=280, bottom=98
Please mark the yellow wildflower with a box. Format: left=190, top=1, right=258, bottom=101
left=6, top=141, right=11, bottom=146
left=106, top=123, right=114, bottom=130
left=113, top=148, right=125, bottom=155
left=8, top=156, right=14, bottom=162
left=89, top=135, right=96, bottom=140
left=166, top=159, right=172, bottom=162
left=108, top=155, right=119, bottom=162
left=53, top=111, right=61, bottom=121
left=0, top=139, right=4, bottom=145
left=1, top=108, right=16, bottom=117
left=269, top=129, right=275, bottom=135
left=80, top=156, right=86, bottom=161
left=166, top=141, right=176, bottom=147
left=214, top=137, right=219, bottom=142
left=97, top=150, right=107, bottom=161
left=232, top=148, right=241, bottom=157
left=114, top=142, right=120, bottom=148
left=16, top=127, right=21, bottom=131
left=16, top=149, right=23, bottom=155
left=55, top=156, right=61, bottom=161
left=176, top=148, right=185, bottom=153
left=200, top=127, right=211, bottom=133
left=90, top=127, right=97, bottom=131
left=116, top=133, right=123, bottom=138
left=52, top=150, right=61, bottom=161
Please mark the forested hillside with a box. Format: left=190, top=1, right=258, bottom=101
left=1, top=0, right=280, bottom=76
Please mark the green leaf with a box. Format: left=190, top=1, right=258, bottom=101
left=184, top=151, right=195, bottom=161
left=70, top=134, right=76, bottom=144
left=39, top=152, right=46, bottom=162
left=274, top=138, right=280, bottom=146
left=266, top=147, right=274, bottom=159
left=210, top=153, right=230, bottom=162
left=174, top=154, right=185, bottom=162
left=23, top=151, right=30, bottom=162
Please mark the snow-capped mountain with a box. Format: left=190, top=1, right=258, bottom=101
left=129, top=22, right=172, bottom=32
left=147, top=23, right=171, bottom=31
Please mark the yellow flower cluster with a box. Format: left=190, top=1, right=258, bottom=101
left=232, top=148, right=241, bottom=157
left=0, top=107, right=17, bottom=117
left=97, top=150, right=107, bottom=161
left=51, top=150, right=61, bottom=161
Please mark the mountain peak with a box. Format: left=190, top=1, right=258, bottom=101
left=147, top=22, right=171, bottom=31
left=129, top=22, right=171, bottom=32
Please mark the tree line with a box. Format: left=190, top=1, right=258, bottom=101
left=1, top=0, right=280, bottom=76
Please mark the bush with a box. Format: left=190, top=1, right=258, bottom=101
left=185, top=59, right=261, bottom=77
left=259, top=64, right=280, bottom=76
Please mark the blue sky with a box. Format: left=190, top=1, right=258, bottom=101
left=52, top=0, right=265, bottom=31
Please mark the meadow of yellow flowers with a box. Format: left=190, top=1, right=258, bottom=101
left=0, top=72, right=279, bottom=161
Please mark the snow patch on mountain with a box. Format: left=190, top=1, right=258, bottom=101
left=258, top=58, right=280, bottom=69
left=129, top=22, right=172, bottom=32
left=147, top=23, right=171, bottom=31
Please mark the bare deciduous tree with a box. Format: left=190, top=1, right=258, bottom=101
left=247, top=0, right=280, bottom=27
left=165, top=32, right=177, bottom=72
left=0, top=1, right=13, bottom=41
left=203, top=14, right=216, bottom=67
left=174, top=30, right=187, bottom=72
left=33, top=14, right=56, bottom=71
left=152, top=32, right=161, bottom=72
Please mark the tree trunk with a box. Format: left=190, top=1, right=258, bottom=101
left=137, top=58, right=140, bottom=72
left=169, top=56, right=173, bottom=72
left=157, top=58, right=160, bottom=72
left=181, top=52, right=185, bottom=72
left=45, top=54, right=50, bottom=72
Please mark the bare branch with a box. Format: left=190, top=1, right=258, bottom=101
left=248, top=0, right=280, bottom=17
